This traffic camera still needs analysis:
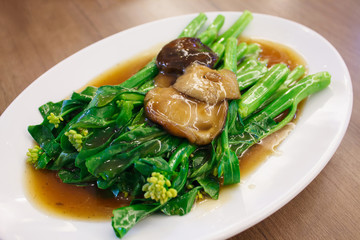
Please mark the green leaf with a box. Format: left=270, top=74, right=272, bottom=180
left=112, top=125, right=164, bottom=144
left=218, top=149, right=240, bottom=185
left=86, top=137, right=171, bottom=180
left=112, top=203, right=161, bottom=238
left=85, top=142, right=136, bottom=179
left=83, top=125, right=117, bottom=150
left=228, top=112, right=276, bottom=156
left=161, top=187, right=201, bottom=216
left=60, top=131, right=77, bottom=152
left=168, top=142, right=197, bottom=171
left=189, top=143, right=216, bottom=178
left=116, top=101, right=134, bottom=127
left=97, top=170, right=145, bottom=197
left=190, top=148, right=210, bottom=169
left=214, top=114, right=241, bottom=185
left=58, top=168, right=97, bottom=185
left=50, top=151, right=78, bottom=170
left=130, top=108, right=146, bottom=125
left=88, top=86, right=144, bottom=108
left=38, top=101, right=63, bottom=119
left=134, top=157, right=172, bottom=177
left=197, top=175, right=220, bottom=199
left=60, top=99, right=86, bottom=118
left=70, top=86, right=98, bottom=102
left=73, top=104, right=117, bottom=128
left=74, top=125, right=117, bottom=175
left=28, top=124, right=61, bottom=158
left=172, top=159, right=189, bottom=192
left=244, top=112, right=276, bottom=138
left=34, top=152, right=52, bottom=169
left=227, top=100, right=244, bottom=135
left=115, top=171, right=145, bottom=196
left=88, top=85, right=125, bottom=108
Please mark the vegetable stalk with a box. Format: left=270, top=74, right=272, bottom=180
left=215, top=10, right=253, bottom=44
left=238, top=63, right=290, bottom=118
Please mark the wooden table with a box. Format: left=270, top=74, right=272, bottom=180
left=1, top=0, right=359, bottom=239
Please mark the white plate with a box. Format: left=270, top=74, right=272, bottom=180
left=0, top=12, right=352, bottom=240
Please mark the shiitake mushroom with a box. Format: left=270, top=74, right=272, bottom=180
left=173, top=63, right=240, bottom=105
left=144, top=87, right=228, bottom=145
left=156, top=37, right=218, bottom=76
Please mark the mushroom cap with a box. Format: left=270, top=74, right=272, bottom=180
left=173, top=63, right=241, bottom=105
left=156, top=37, right=218, bottom=76
left=144, top=87, right=228, bottom=145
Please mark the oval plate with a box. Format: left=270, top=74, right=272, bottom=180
left=0, top=12, right=352, bottom=240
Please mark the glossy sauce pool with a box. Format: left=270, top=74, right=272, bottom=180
left=24, top=39, right=307, bottom=220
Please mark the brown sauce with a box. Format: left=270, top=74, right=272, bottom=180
left=87, top=51, right=156, bottom=88
left=240, top=37, right=308, bottom=71
left=25, top=166, right=131, bottom=220
left=25, top=39, right=307, bottom=220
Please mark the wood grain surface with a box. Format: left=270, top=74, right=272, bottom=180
left=1, top=0, right=359, bottom=239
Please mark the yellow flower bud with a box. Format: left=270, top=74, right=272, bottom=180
left=142, top=172, right=178, bottom=204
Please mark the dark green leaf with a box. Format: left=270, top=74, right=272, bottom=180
left=98, top=170, right=145, bottom=197
left=197, top=175, right=220, bottom=199
left=50, top=151, right=78, bottom=170
left=60, top=99, right=86, bottom=118
left=218, top=149, right=240, bottom=185
left=58, top=168, right=97, bottom=185
left=189, top=143, right=217, bottom=178
left=227, top=100, right=244, bottom=135
left=116, top=101, right=134, bottom=127
left=134, top=157, right=172, bottom=177
left=161, top=187, right=201, bottom=216
left=88, top=85, right=126, bottom=108
left=38, top=101, right=63, bottom=119
left=112, top=203, right=161, bottom=238
left=172, top=160, right=189, bottom=192
left=111, top=125, right=164, bottom=145
left=70, top=86, right=97, bottom=102
left=73, top=104, right=117, bottom=128
left=168, top=142, right=196, bottom=171
left=130, top=108, right=146, bottom=125
left=28, top=124, right=61, bottom=157
left=34, top=152, right=52, bottom=169
left=229, top=112, right=276, bottom=156
left=60, top=131, right=77, bottom=152
left=86, top=137, right=170, bottom=180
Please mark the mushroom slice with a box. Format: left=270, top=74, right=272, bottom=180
left=144, top=87, right=228, bottom=145
left=173, top=63, right=241, bottom=105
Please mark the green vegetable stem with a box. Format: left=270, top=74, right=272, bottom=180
left=215, top=10, right=253, bottom=44
left=178, top=13, right=208, bottom=38
left=198, top=14, right=225, bottom=45
left=237, top=63, right=268, bottom=90
left=236, top=42, right=248, bottom=61
left=256, top=65, right=306, bottom=111
left=237, top=63, right=290, bottom=118
left=223, top=37, right=238, bottom=73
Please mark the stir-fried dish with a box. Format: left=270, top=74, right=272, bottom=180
left=26, top=11, right=331, bottom=238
